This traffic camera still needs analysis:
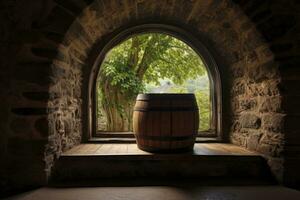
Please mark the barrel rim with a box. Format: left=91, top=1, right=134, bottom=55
left=137, top=93, right=196, bottom=100
left=137, top=144, right=194, bottom=153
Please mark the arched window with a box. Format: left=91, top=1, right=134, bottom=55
left=88, top=25, right=221, bottom=139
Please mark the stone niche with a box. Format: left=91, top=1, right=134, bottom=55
left=47, top=0, right=286, bottom=183
left=0, top=0, right=299, bottom=194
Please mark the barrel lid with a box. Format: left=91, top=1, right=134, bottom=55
left=136, top=93, right=196, bottom=100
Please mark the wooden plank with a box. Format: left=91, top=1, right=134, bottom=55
left=127, top=144, right=148, bottom=155
left=137, top=112, right=145, bottom=147
left=64, top=144, right=85, bottom=155
left=65, top=143, right=258, bottom=156
left=81, top=144, right=102, bottom=154
left=97, top=144, right=114, bottom=154
left=104, top=144, right=129, bottom=154
left=146, top=111, right=153, bottom=148
left=199, top=144, right=230, bottom=155
left=127, top=144, right=138, bottom=154
left=205, top=143, right=233, bottom=154
left=152, top=111, right=161, bottom=149
left=114, top=144, right=128, bottom=154
left=213, top=143, right=255, bottom=155
left=193, top=144, right=219, bottom=155
left=107, top=144, right=120, bottom=154
left=95, top=144, right=105, bottom=154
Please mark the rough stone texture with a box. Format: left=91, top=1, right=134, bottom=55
left=231, top=0, right=300, bottom=187
left=0, top=0, right=299, bottom=195
left=50, top=0, right=287, bottom=187
left=239, top=114, right=261, bottom=129
left=228, top=20, right=284, bottom=181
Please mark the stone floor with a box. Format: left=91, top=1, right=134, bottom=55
left=7, top=186, right=300, bottom=200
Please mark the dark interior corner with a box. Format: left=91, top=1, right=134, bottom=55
left=1, top=0, right=300, bottom=199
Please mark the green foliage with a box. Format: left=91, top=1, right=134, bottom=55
left=169, top=80, right=211, bottom=131
left=144, top=37, right=205, bottom=85
left=101, top=33, right=206, bottom=89
left=101, top=41, right=144, bottom=99
left=101, top=63, right=144, bottom=98
left=195, top=90, right=211, bottom=131
left=97, top=33, right=212, bottom=132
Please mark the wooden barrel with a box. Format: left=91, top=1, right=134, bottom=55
left=133, top=93, right=199, bottom=152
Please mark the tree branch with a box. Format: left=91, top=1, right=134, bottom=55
left=127, top=37, right=140, bottom=69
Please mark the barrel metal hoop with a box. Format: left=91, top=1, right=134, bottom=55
left=134, top=107, right=199, bottom=112
left=137, top=93, right=196, bottom=101
left=135, top=134, right=196, bottom=141
left=137, top=145, right=194, bottom=153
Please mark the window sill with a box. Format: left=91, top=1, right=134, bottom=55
left=90, top=131, right=221, bottom=143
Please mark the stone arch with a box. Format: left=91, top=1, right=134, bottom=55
left=1, top=0, right=299, bottom=193
left=6, top=0, right=296, bottom=187
left=87, top=24, right=223, bottom=139
left=43, top=0, right=282, bottom=180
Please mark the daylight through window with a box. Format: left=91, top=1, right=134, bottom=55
left=96, top=33, right=213, bottom=135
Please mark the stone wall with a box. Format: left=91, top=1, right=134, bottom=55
left=70, top=0, right=284, bottom=181
left=232, top=0, right=300, bottom=187
left=0, top=0, right=299, bottom=195
left=0, top=0, right=88, bottom=195
left=0, top=0, right=52, bottom=194
left=228, top=2, right=284, bottom=178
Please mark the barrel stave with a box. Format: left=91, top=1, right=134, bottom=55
left=133, top=94, right=198, bottom=152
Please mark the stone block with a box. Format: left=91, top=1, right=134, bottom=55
left=243, top=30, right=264, bottom=51
left=247, top=132, right=263, bottom=151
left=63, top=20, right=92, bottom=47
left=51, top=63, right=66, bottom=82
left=248, top=81, right=281, bottom=97
left=230, top=62, right=245, bottom=78
left=262, top=80, right=281, bottom=96
left=248, top=61, right=278, bottom=83
left=240, top=98, right=257, bottom=111
left=240, top=113, right=261, bottom=129
left=231, top=97, right=240, bottom=113
left=231, top=81, right=246, bottom=96
left=56, top=49, right=69, bottom=64
left=245, top=51, right=258, bottom=65
left=260, top=132, right=284, bottom=145
left=262, top=114, right=285, bottom=133
left=259, top=96, right=282, bottom=113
